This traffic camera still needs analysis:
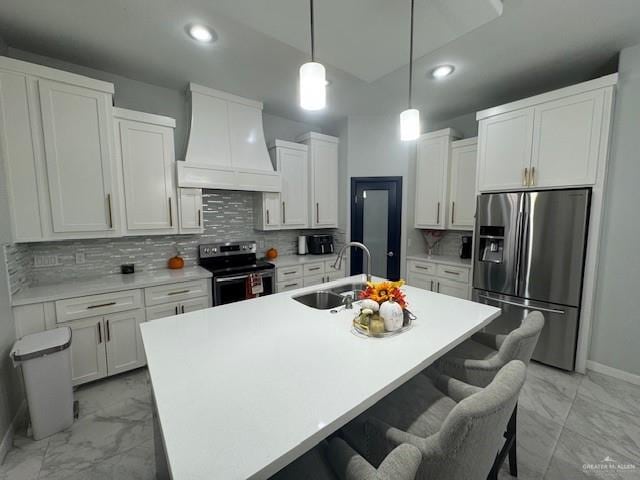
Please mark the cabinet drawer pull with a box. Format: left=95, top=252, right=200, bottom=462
left=168, top=289, right=190, bottom=296
left=97, top=322, right=102, bottom=344
left=106, top=320, right=111, bottom=342
left=443, top=270, right=460, bottom=275
left=87, top=301, right=116, bottom=309
left=415, top=265, right=430, bottom=271
left=107, top=194, right=113, bottom=229
left=308, top=267, right=321, bottom=271
left=283, top=271, right=297, bottom=276
left=168, top=197, right=173, bottom=226
left=523, top=168, right=529, bottom=186
left=284, top=283, right=298, bottom=288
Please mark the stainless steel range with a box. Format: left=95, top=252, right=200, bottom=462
left=198, top=241, right=275, bottom=306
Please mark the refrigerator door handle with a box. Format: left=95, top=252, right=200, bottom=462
left=513, top=209, right=524, bottom=294
left=477, top=295, right=566, bottom=315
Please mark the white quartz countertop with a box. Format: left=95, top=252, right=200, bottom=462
left=141, top=275, right=499, bottom=480
left=11, top=266, right=212, bottom=306
left=406, top=253, right=472, bottom=268
left=266, top=253, right=341, bottom=268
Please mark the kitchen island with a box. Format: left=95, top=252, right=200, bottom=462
left=141, top=275, right=500, bottom=480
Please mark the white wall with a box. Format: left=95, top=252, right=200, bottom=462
left=588, top=43, right=640, bottom=376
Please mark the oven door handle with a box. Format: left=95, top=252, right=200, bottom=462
left=215, top=272, right=272, bottom=283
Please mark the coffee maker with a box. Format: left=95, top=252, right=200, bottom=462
left=460, top=235, right=473, bottom=259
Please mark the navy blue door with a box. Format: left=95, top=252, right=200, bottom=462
left=350, top=177, right=402, bottom=281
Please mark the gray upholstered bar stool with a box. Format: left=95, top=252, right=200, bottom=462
left=433, top=311, right=545, bottom=478
left=341, top=360, right=526, bottom=480
left=269, top=437, right=421, bottom=480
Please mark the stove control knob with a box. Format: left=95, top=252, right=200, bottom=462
left=203, top=248, right=210, bottom=255
left=212, top=247, right=218, bottom=253
left=242, top=245, right=247, bottom=250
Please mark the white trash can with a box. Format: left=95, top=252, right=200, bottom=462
left=10, top=327, right=74, bottom=440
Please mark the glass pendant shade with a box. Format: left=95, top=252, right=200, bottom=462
left=400, top=108, right=420, bottom=141
left=299, top=62, right=326, bottom=111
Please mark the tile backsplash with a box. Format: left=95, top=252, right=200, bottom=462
left=5, top=190, right=345, bottom=294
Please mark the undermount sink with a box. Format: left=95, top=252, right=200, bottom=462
left=293, top=291, right=344, bottom=310
left=329, top=282, right=368, bottom=296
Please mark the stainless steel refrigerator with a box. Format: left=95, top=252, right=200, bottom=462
left=473, top=188, right=591, bottom=371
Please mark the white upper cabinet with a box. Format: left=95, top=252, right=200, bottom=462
left=298, top=132, right=339, bottom=229
left=115, top=108, right=177, bottom=235
left=178, top=188, right=204, bottom=234
left=39, top=79, right=118, bottom=234
left=255, top=140, right=308, bottom=230
left=0, top=69, right=44, bottom=242
left=477, top=109, right=534, bottom=192
left=448, top=138, right=478, bottom=230
left=415, top=129, right=460, bottom=229
left=530, top=90, right=605, bottom=188
left=476, top=75, right=617, bottom=192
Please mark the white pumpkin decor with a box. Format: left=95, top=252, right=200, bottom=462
left=379, top=299, right=404, bottom=332
left=359, top=299, right=380, bottom=312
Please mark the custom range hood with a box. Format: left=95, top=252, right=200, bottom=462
left=177, top=83, right=281, bottom=192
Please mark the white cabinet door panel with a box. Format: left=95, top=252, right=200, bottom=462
left=415, top=135, right=448, bottom=228
left=119, top=119, right=176, bottom=232
left=280, top=147, right=308, bottom=227
left=146, top=302, right=180, bottom=321
left=531, top=90, right=604, bottom=187
left=62, top=316, right=107, bottom=386
left=407, top=272, right=436, bottom=291
left=38, top=79, right=115, bottom=233
left=477, top=109, right=534, bottom=192
left=178, top=188, right=203, bottom=233
left=436, top=279, right=469, bottom=299
left=262, top=192, right=282, bottom=228
left=179, top=297, right=211, bottom=314
left=303, top=274, right=325, bottom=287
left=311, top=140, right=338, bottom=227
left=105, top=309, right=146, bottom=375
left=449, top=141, right=477, bottom=230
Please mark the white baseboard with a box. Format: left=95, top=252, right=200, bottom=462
left=586, top=360, right=640, bottom=386
left=0, top=401, right=26, bottom=464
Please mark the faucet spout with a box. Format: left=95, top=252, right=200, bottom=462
left=333, top=242, right=372, bottom=282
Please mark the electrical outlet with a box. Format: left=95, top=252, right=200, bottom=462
left=33, top=254, right=60, bottom=268
left=258, top=240, right=265, bottom=249
left=75, top=252, right=86, bottom=264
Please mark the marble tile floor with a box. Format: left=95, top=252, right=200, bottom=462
left=1, top=363, right=639, bottom=479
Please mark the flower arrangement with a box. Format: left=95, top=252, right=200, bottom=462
left=355, top=280, right=408, bottom=334
left=359, top=280, right=407, bottom=309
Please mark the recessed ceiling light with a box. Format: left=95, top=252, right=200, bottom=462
left=431, top=65, right=455, bottom=79
left=188, top=24, right=216, bottom=43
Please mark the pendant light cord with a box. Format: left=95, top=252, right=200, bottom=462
left=408, top=0, right=415, bottom=109
left=310, top=0, right=315, bottom=62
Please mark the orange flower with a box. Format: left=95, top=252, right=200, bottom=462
left=360, top=280, right=407, bottom=309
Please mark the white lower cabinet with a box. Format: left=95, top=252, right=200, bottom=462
left=13, top=278, right=212, bottom=386
left=275, top=258, right=346, bottom=293
left=104, top=310, right=146, bottom=376
left=406, top=259, right=471, bottom=300
left=62, top=316, right=108, bottom=385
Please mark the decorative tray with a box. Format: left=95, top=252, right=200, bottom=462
left=351, top=309, right=416, bottom=338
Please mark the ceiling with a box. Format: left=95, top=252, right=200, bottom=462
left=211, top=0, right=502, bottom=83
left=0, top=0, right=639, bottom=131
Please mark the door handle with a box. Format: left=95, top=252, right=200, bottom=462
left=523, top=168, right=529, bottom=187
left=97, top=322, right=102, bottom=344
left=316, top=203, right=320, bottom=224
left=266, top=209, right=270, bottom=225
left=451, top=201, right=455, bottom=224
left=175, top=306, right=178, bottom=315
left=436, top=202, right=440, bottom=224
left=168, top=197, right=173, bottom=226
left=530, top=167, right=536, bottom=186
left=437, top=282, right=441, bottom=293
left=430, top=280, right=434, bottom=291
left=106, top=194, right=113, bottom=229
left=387, top=252, right=394, bottom=257
left=181, top=305, right=185, bottom=314
left=477, top=295, right=565, bottom=314
left=198, top=209, right=202, bottom=227
left=282, top=201, right=286, bottom=224
left=106, top=320, right=111, bottom=342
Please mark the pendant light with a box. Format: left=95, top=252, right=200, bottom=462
left=400, top=0, right=420, bottom=141
left=299, top=0, right=326, bottom=110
